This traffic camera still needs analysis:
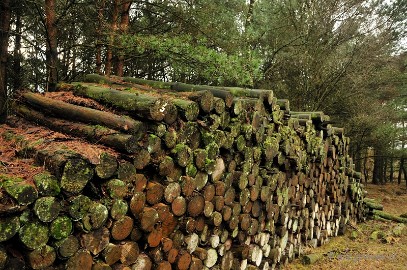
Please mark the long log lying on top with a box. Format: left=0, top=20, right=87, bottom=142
left=171, top=82, right=234, bottom=108
left=15, top=105, right=138, bottom=153
left=72, top=83, right=178, bottom=124
left=22, top=92, right=145, bottom=136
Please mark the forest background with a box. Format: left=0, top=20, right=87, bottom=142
left=0, top=0, right=406, bottom=184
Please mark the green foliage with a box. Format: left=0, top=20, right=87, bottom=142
left=120, top=34, right=262, bottom=86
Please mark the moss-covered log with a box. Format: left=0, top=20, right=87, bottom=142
left=33, top=172, right=60, bottom=196
left=36, top=149, right=94, bottom=194
left=22, top=92, right=145, bottom=135
left=16, top=105, right=139, bottom=153
left=372, top=210, right=407, bottom=223
left=2, top=176, right=38, bottom=205
left=19, top=220, right=49, bottom=250
left=0, top=216, right=20, bottom=242
left=73, top=83, right=177, bottom=123
left=171, top=82, right=233, bottom=108
left=33, top=196, right=61, bottom=222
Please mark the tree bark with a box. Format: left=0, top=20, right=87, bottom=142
left=12, top=1, right=22, bottom=91
left=45, top=0, right=58, bottom=91
left=96, top=0, right=106, bottom=75
left=105, top=0, right=119, bottom=76
left=116, top=0, right=132, bottom=77
left=0, top=0, right=11, bottom=122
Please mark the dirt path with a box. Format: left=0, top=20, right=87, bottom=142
left=285, top=183, right=407, bottom=270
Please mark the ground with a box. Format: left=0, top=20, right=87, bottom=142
left=285, top=183, right=407, bottom=270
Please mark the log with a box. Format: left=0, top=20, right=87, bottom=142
left=27, top=245, right=56, bottom=269
left=22, top=92, right=145, bottom=135
left=17, top=105, right=138, bottom=154
left=68, top=194, right=92, bottom=221
left=54, top=235, right=79, bottom=258
left=95, top=152, right=118, bottom=179
left=2, top=176, right=38, bottom=205
left=19, top=220, right=49, bottom=250
left=50, top=215, right=73, bottom=240
left=33, top=196, right=61, bottom=222
left=302, top=253, right=323, bottom=265
left=36, top=149, right=94, bottom=195
left=372, top=210, right=407, bottom=223
left=73, top=83, right=178, bottom=124
left=364, top=198, right=383, bottom=211
left=119, top=241, right=139, bottom=265
left=33, top=172, right=60, bottom=196
left=103, top=243, right=122, bottom=265
left=131, top=253, right=153, bottom=270
left=111, top=216, right=134, bottom=241
left=80, top=227, right=110, bottom=255
left=171, top=82, right=233, bottom=108
left=66, top=249, right=93, bottom=270
left=81, top=202, right=109, bottom=231
left=0, top=216, right=20, bottom=241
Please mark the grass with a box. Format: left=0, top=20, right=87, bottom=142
left=284, top=182, right=407, bottom=270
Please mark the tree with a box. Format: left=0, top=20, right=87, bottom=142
left=44, top=0, right=58, bottom=91
left=0, top=0, right=11, bottom=122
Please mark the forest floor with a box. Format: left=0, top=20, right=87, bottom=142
left=285, top=182, right=407, bottom=270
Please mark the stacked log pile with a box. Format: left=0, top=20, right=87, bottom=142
left=0, top=74, right=365, bottom=269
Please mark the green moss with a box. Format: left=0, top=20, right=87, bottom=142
left=186, top=163, right=198, bottom=177
left=0, top=216, right=20, bottom=242
left=110, top=199, right=128, bottom=220
left=34, top=172, right=60, bottom=196
left=3, top=179, right=38, bottom=205
left=69, top=195, right=92, bottom=221
left=106, top=179, right=127, bottom=199
left=50, top=216, right=73, bottom=240
left=34, top=196, right=61, bottom=222
left=61, top=158, right=94, bottom=194
left=19, top=221, right=49, bottom=250
left=82, top=202, right=108, bottom=231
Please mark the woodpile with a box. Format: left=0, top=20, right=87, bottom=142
left=0, top=74, right=365, bottom=269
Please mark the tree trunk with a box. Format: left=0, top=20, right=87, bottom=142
left=390, top=155, right=394, bottom=182
left=105, top=0, right=119, bottom=76
left=383, top=158, right=387, bottom=183
left=0, top=0, right=11, bottom=123
left=398, top=157, right=404, bottom=185
left=116, top=0, right=131, bottom=77
left=12, top=1, right=22, bottom=91
left=96, top=0, right=105, bottom=75
left=45, top=0, right=58, bottom=91
left=372, top=153, right=382, bottom=184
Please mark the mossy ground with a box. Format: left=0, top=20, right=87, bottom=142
left=285, top=182, right=407, bottom=270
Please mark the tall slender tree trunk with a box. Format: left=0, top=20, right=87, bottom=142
left=383, top=158, right=387, bottom=183
left=105, top=0, right=119, bottom=76
left=398, top=157, right=403, bottom=185
left=363, top=154, right=369, bottom=183
left=116, top=0, right=131, bottom=77
left=45, top=0, right=58, bottom=91
left=0, top=0, right=11, bottom=123
left=96, top=0, right=105, bottom=75
left=389, top=156, right=394, bottom=182
left=13, top=2, right=22, bottom=91
left=372, top=150, right=383, bottom=184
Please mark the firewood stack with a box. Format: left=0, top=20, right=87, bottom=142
left=0, top=74, right=365, bottom=269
